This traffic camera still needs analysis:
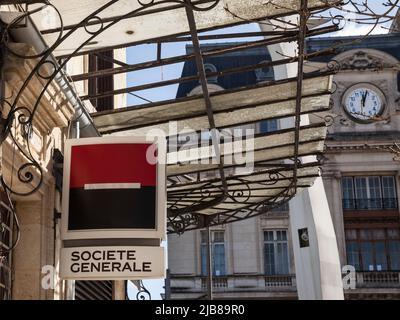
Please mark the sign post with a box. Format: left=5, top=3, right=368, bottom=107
left=60, top=136, right=166, bottom=281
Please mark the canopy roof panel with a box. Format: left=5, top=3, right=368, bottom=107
left=28, top=0, right=341, bottom=55
left=92, top=75, right=333, bottom=134
left=0, top=0, right=340, bottom=233
left=166, top=124, right=326, bottom=175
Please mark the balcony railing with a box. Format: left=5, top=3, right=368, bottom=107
left=347, top=272, right=400, bottom=288
left=261, top=203, right=290, bottom=219
left=201, top=277, right=228, bottom=289
left=171, top=274, right=296, bottom=293
left=342, top=198, right=398, bottom=210
left=264, top=275, right=295, bottom=287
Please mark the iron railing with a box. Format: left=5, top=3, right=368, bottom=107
left=343, top=271, right=400, bottom=289
left=342, top=198, right=398, bottom=210
left=0, top=199, right=14, bottom=300
left=171, top=274, right=297, bottom=292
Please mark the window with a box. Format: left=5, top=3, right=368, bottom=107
left=259, top=119, right=278, bottom=133
left=201, top=231, right=226, bottom=276
left=203, top=63, right=218, bottom=84
left=270, top=202, right=289, bottom=215
left=342, top=176, right=398, bottom=210
left=0, top=196, right=14, bottom=300
left=255, top=60, right=274, bottom=82
left=345, top=228, right=400, bottom=271
left=382, top=177, right=397, bottom=209
left=263, top=230, right=290, bottom=275
left=88, top=50, right=114, bottom=111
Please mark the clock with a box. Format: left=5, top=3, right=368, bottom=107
left=342, top=84, right=386, bottom=123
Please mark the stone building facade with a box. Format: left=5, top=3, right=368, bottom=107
left=168, top=33, right=400, bottom=299
left=0, top=3, right=126, bottom=300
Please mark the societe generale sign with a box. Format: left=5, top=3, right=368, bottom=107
left=60, top=136, right=166, bottom=281
left=61, top=136, right=166, bottom=241
left=60, top=246, right=165, bottom=280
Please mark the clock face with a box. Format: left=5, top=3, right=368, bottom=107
left=344, top=85, right=385, bottom=122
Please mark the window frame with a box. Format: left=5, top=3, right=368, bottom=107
left=200, top=230, right=226, bottom=276
left=263, top=229, right=290, bottom=276
left=0, top=197, right=14, bottom=300
left=345, top=228, right=400, bottom=272
left=341, top=175, right=398, bottom=210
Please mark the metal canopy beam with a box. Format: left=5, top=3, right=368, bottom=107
left=70, top=24, right=338, bottom=82
left=180, top=4, right=228, bottom=215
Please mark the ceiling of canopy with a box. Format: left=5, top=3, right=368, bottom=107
left=26, top=0, right=341, bottom=56
left=93, top=72, right=333, bottom=233
left=1, top=0, right=340, bottom=233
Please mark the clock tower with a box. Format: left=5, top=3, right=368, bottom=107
left=316, top=48, right=400, bottom=132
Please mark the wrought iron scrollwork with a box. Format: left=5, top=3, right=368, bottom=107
left=165, top=162, right=317, bottom=233
left=168, top=212, right=200, bottom=234
left=0, top=0, right=222, bottom=196
left=130, top=280, right=152, bottom=300
left=0, top=104, right=43, bottom=196
left=227, top=179, right=251, bottom=203
left=1, top=0, right=397, bottom=233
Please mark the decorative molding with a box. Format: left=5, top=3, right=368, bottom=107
left=325, top=143, right=399, bottom=152
left=334, top=49, right=399, bottom=71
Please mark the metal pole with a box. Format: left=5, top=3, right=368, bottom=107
left=206, top=224, right=213, bottom=300
left=164, top=269, right=171, bottom=300
left=113, top=280, right=126, bottom=300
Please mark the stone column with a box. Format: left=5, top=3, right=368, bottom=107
left=289, top=178, right=344, bottom=299
left=113, top=280, right=126, bottom=300
left=12, top=180, right=55, bottom=300
left=260, top=18, right=344, bottom=299
left=326, top=171, right=347, bottom=265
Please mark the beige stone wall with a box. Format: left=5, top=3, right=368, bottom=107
left=168, top=213, right=294, bottom=277
left=0, top=37, right=74, bottom=299
left=168, top=232, right=197, bottom=275
left=113, top=48, right=127, bottom=109
left=12, top=182, right=55, bottom=299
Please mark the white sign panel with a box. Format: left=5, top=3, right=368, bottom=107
left=60, top=246, right=165, bottom=280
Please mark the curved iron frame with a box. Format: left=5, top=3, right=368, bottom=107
left=0, top=0, right=222, bottom=197
left=1, top=0, right=391, bottom=234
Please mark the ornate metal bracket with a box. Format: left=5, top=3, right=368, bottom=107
left=130, top=280, right=152, bottom=300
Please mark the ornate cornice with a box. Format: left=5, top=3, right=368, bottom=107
left=333, top=49, right=399, bottom=71
left=325, top=143, right=394, bottom=152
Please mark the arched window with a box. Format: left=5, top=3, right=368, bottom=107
left=203, top=63, right=218, bottom=83
left=255, top=60, right=274, bottom=82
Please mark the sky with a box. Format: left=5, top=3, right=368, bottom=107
left=125, top=2, right=395, bottom=300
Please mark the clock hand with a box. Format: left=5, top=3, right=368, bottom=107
left=361, top=90, right=368, bottom=114
left=360, top=92, right=365, bottom=114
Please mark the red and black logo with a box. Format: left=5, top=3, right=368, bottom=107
left=68, top=143, right=157, bottom=231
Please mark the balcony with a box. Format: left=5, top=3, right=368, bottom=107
left=342, top=198, right=398, bottom=211
left=171, top=274, right=296, bottom=294
left=343, top=271, right=400, bottom=290
left=261, top=203, right=290, bottom=219
left=356, top=272, right=400, bottom=288
left=264, top=275, right=295, bottom=287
